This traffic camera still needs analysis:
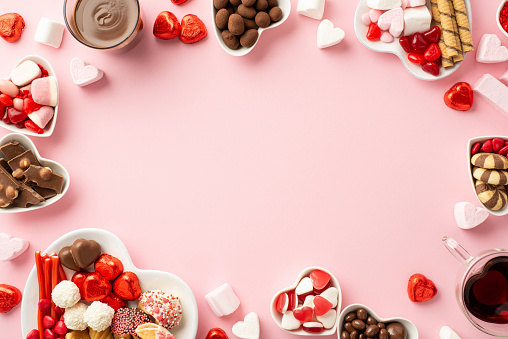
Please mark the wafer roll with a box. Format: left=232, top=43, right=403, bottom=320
left=448, top=0, right=464, bottom=63
left=451, top=0, right=473, bottom=52
left=431, top=0, right=454, bottom=67
left=89, top=328, right=114, bottom=339
left=471, top=153, right=508, bottom=169
left=475, top=180, right=507, bottom=211
left=437, top=0, right=459, bottom=57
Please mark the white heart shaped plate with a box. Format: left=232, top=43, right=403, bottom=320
left=21, top=228, right=199, bottom=338
left=0, top=133, right=69, bottom=213
left=354, top=0, right=472, bottom=80
left=270, top=266, right=342, bottom=336
left=0, top=55, right=59, bottom=137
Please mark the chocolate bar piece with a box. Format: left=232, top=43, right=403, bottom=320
left=0, top=166, right=20, bottom=207
left=0, top=158, right=9, bottom=172
left=32, top=186, right=57, bottom=200
left=0, top=141, right=26, bottom=160
left=11, top=182, right=45, bottom=208
left=23, top=165, right=64, bottom=194
left=8, top=150, right=40, bottom=172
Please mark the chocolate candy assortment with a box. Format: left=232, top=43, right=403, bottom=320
left=340, top=308, right=407, bottom=339
left=0, top=140, right=63, bottom=208
left=26, top=238, right=182, bottom=339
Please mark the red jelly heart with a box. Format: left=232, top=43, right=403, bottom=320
left=179, top=14, right=207, bottom=44
left=1, top=108, right=10, bottom=124
left=412, top=32, right=429, bottom=53
left=153, top=11, right=181, bottom=40
left=0, top=94, right=13, bottom=107
left=293, top=306, right=313, bottom=322
left=399, top=36, right=413, bottom=53
left=424, top=43, right=441, bottom=61
left=82, top=272, right=112, bottom=301
left=7, top=107, right=27, bottom=123
left=0, top=13, right=25, bottom=43
left=171, top=0, right=189, bottom=5
left=23, top=96, right=42, bottom=115
left=95, top=254, right=124, bottom=281
left=422, top=61, right=439, bottom=76
left=493, top=138, right=505, bottom=153
left=205, top=328, right=229, bottom=339
left=407, top=273, right=437, bottom=302
left=481, top=140, right=494, bottom=153
left=423, top=26, right=441, bottom=43
left=101, top=292, right=127, bottom=310
left=113, top=271, right=141, bottom=301
left=276, top=292, right=288, bottom=313
left=366, top=23, right=381, bottom=41
left=287, top=290, right=296, bottom=311
left=25, top=120, right=43, bottom=134
left=499, top=146, right=508, bottom=156
left=0, top=284, right=22, bottom=313
left=302, top=322, right=324, bottom=333
left=313, top=296, right=333, bottom=316
left=408, top=53, right=426, bottom=65
left=71, top=271, right=89, bottom=296
left=444, top=82, right=473, bottom=111
left=471, top=142, right=481, bottom=155
left=310, top=270, right=331, bottom=291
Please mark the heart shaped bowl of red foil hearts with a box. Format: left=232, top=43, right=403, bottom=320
left=20, top=228, right=199, bottom=338
left=497, top=1, right=508, bottom=39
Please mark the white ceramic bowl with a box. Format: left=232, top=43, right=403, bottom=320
left=21, top=228, right=199, bottom=338
left=212, top=0, right=291, bottom=56
left=337, top=304, right=418, bottom=339
left=497, top=0, right=508, bottom=39
left=0, top=133, right=69, bottom=213
left=354, top=0, right=472, bottom=80
left=270, top=266, right=342, bottom=336
left=467, top=136, right=508, bottom=216
left=0, top=55, right=59, bottom=137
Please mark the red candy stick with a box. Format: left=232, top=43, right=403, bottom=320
left=51, top=256, right=59, bottom=320
left=35, top=252, right=45, bottom=339
left=58, top=265, right=67, bottom=282
left=43, top=258, right=52, bottom=308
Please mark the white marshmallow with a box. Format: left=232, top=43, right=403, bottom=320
left=70, top=57, right=104, bottom=87
left=316, top=309, right=336, bottom=329
left=205, top=283, right=240, bottom=317
left=34, top=18, right=65, bottom=48
left=501, top=69, right=508, bottom=86
left=476, top=34, right=508, bottom=63
left=0, top=233, right=29, bottom=261
left=454, top=202, right=489, bottom=230
left=403, top=0, right=426, bottom=7
left=378, top=7, right=404, bottom=37
left=297, top=0, right=325, bottom=20
left=295, top=277, right=313, bottom=296
left=439, top=326, right=461, bottom=339
left=319, top=287, right=338, bottom=308
left=367, top=0, right=401, bottom=10
left=317, top=20, right=345, bottom=49
left=10, top=60, right=41, bottom=87
left=232, top=312, right=260, bottom=339
left=281, top=311, right=301, bottom=330
left=474, top=74, right=508, bottom=119
left=403, top=6, right=431, bottom=36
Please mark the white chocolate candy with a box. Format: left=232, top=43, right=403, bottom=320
left=0, top=79, right=19, bottom=98
left=297, top=0, right=325, bottom=20
left=281, top=311, right=301, bottom=330
left=70, top=57, right=104, bottom=87
left=0, top=233, right=29, bottom=261
left=378, top=7, right=404, bottom=37
left=367, top=0, right=401, bottom=10
left=317, top=20, right=345, bottom=49
left=439, top=326, right=461, bottom=339
left=204, top=283, right=240, bottom=317
left=10, top=60, right=41, bottom=87
left=476, top=34, right=508, bottom=63
left=454, top=202, right=489, bottom=229
left=319, top=287, right=338, bottom=308
left=232, top=312, right=260, bottom=339
left=316, top=309, right=336, bottom=329
left=474, top=74, right=508, bottom=119
left=403, top=6, right=431, bottom=36
left=34, top=18, right=65, bottom=48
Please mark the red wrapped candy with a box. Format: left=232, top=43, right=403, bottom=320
left=113, top=272, right=141, bottom=301
left=95, top=254, right=124, bottom=281
left=82, top=272, right=112, bottom=301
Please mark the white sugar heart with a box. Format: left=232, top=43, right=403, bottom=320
left=317, top=20, right=345, bottom=49
left=440, top=325, right=461, bottom=339
left=316, top=309, right=336, bottom=329
left=232, top=312, right=260, bottom=339
left=281, top=311, right=301, bottom=330
left=476, top=34, right=508, bottom=63
left=303, top=295, right=314, bottom=307
left=454, top=202, right=489, bottom=229
left=0, top=233, right=29, bottom=261
left=377, top=7, right=404, bottom=37
left=70, top=57, right=104, bottom=87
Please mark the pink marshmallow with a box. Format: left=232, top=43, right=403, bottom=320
left=381, top=31, right=394, bottom=43
left=474, top=74, right=508, bottom=119
left=31, top=76, right=58, bottom=107
left=0, top=79, right=19, bottom=98
left=205, top=283, right=240, bottom=317
left=476, top=34, right=508, bottom=63
left=454, top=202, right=489, bottom=230
left=378, top=7, right=404, bottom=37
left=0, top=233, right=29, bottom=261
left=362, top=13, right=372, bottom=26
left=369, top=9, right=383, bottom=23
left=28, top=106, right=54, bottom=129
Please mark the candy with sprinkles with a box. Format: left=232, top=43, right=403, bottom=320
left=110, top=307, right=153, bottom=337
left=138, top=290, right=182, bottom=330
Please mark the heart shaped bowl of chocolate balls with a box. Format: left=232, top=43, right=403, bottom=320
left=337, top=304, right=418, bottom=339
left=211, top=0, right=290, bottom=56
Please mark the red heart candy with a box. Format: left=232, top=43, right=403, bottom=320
left=0, top=13, right=25, bottom=43
left=407, top=273, right=437, bottom=302
left=481, top=139, right=494, bottom=153
left=422, top=61, right=440, bottom=76
left=179, top=14, right=207, bottom=44
left=153, top=11, right=181, bottom=40
left=313, top=296, right=333, bottom=316
left=0, top=284, right=22, bottom=313
left=71, top=271, right=89, bottom=296
left=23, top=96, right=42, bottom=115
left=310, top=270, right=330, bottom=291
left=471, top=142, right=481, bottom=155
left=366, top=23, right=381, bottom=41
left=101, top=292, right=127, bottom=311
left=113, top=271, right=141, bottom=301
left=205, top=328, right=229, bottom=339
left=493, top=138, right=505, bottom=153
left=293, top=306, right=313, bottom=322
left=444, top=82, right=473, bottom=111
left=408, top=53, right=426, bottom=65
left=412, top=32, right=429, bottom=53
left=171, top=0, right=189, bottom=4
left=82, top=272, right=112, bottom=301
left=423, top=26, right=441, bottom=43
left=275, top=292, right=288, bottom=313
left=94, top=254, right=124, bottom=281
left=399, top=36, right=413, bottom=53
left=424, top=43, right=441, bottom=62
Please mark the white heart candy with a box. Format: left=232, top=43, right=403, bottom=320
left=281, top=311, right=301, bottom=330
left=317, top=20, right=345, bottom=49
left=476, top=34, right=508, bottom=63
left=319, top=287, right=338, bottom=308
left=440, top=325, right=461, bottom=339
left=295, top=277, right=313, bottom=296
left=0, top=233, right=29, bottom=261
left=454, top=202, right=489, bottom=229
left=70, top=57, right=104, bottom=87
left=232, top=312, right=260, bottom=339
left=316, top=309, right=336, bottom=329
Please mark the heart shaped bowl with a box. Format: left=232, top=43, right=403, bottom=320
left=211, top=0, right=291, bottom=56
left=0, top=133, right=69, bottom=213
left=354, top=0, right=472, bottom=80
left=270, top=266, right=342, bottom=336
left=337, top=304, right=418, bottom=339
left=21, top=228, right=199, bottom=338
left=0, top=55, right=59, bottom=137
left=497, top=1, right=508, bottom=39
left=467, top=136, right=508, bottom=216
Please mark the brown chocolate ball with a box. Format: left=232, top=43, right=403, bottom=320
left=386, top=323, right=407, bottom=339
left=254, top=0, right=268, bottom=11
left=222, top=30, right=240, bottom=49
left=230, top=0, right=242, bottom=6
left=237, top=4, right=257, bottom=18
left=214, top=0, right=229, bottom=9
left=267, top=0, right=278, bottom=7
left=241, top=0, right=256, bottom=6
left=240, top=29, right=258, bottom=47
left=269, top=6, right=282, bottom=22
left=228, top=13, right=245, bottom=35
left=255, top=11, right=270, bottom=28
left=244, top=18, right=259, bottom=30
left=215, top=8, right=230, bottom=30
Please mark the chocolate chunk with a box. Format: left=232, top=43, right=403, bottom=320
left=0, top=141, right=26, bottom=160
left=23, top=165, right=64, bottom=194
left=8, top=150, right=40, bottom=172
left=59, top=246, right=81, bottom=271
left=32, top=186, right=57, bottom=200
left=0, top=166, right=20, bottom=207
left=71, top=239, right=101, bottom=269
left=386, top=322, right=407, bottom=339
left=11, top=182, right=45, bottom=208
left=0, top=158, right=9, bottom=172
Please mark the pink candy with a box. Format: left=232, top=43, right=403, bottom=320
left=31, top=76, right=58, bottom=107
left=28, top=106, right=54, bottom=129
left=0, top=79, right=19, bottom=98
left=205, top=283, right=240, bottom=317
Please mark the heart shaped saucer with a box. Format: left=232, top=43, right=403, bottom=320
left=0, top=55, right=59, bottom=137
left=211, top=0, right=291, bottom=56
left=467, top=136, right=508, bottom=216
left=337, top=304, right=418, bottom=339
left=353, top=0, right=472, bottom=81
left=0, top=133, right=70, bottom=213
left=270, top=266, right=342, bottom=336
left=21, top=228, right=199, bottom=338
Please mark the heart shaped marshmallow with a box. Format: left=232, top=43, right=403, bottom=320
left=477, top=34, right=508, bottom=63
left=0, top=233, right=29, bottom=261
left=454, top=202, right=489, bottom=229
left=232, top=312, right=260, bottom=339
left=70, top=57, right=104, bottom=87
left=317, top=20, right=345, bottom=49
left=377, top=7, right=404, bottom=37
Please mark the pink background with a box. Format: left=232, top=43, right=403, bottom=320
left=1, top=0, right=508, bottom=338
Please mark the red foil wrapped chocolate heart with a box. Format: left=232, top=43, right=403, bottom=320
left=153, top=11, right=181, bottom=40
left=71, top=271, right=89, bottom=296
left=82, top=272, right=112, bottom=301
left=101, top=292, right=127, bottom=310
left=95, top=254, right=124, bottom=281
left=205, top=328, right=229, bottom=339
left=0, top=284, right=22, bottom=313
left=113, top=271, right=141, bottom=301
left=179, top=14, right=207, bottom=44
left=444, top=82, right=473, bottom=111
left=0, top=13, right=25, bottom=43
left=407, top=273, right=437, bottom=302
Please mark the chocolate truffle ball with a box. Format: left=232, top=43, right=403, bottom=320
left=267, top=0, right=278, bottom=7
left=215, top=8, right=230, bottom=30
left=244, top=18, right=259, bottom=30
left=269, top=6, right=282, bottom=22
left=214, top=0, right=229, bottom=9
left=222, top=30, right=240, bottom=49
left=230, top=0, right=242, bottom=6
left=228, top=13, right=245, bottom=35
left=255, top=0, right=268, bottom=11
left=386, top=323, right=407, bottom=339
left=237, top=4, right=257, bottom=18
left=240, top=29, right=258, bottom=47
left=255, top=11, right=270, bottom=28
left=241, top=0, right=256, bottom=6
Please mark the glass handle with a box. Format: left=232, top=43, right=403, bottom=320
left=443, top=236, right=473, bottom=265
